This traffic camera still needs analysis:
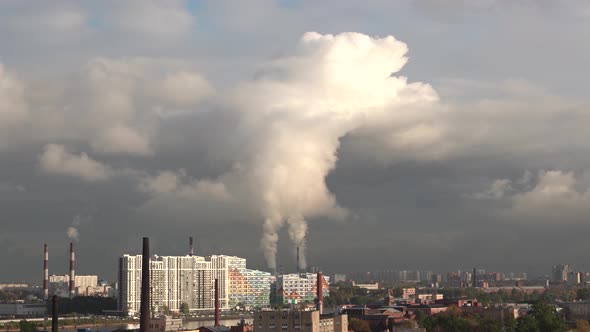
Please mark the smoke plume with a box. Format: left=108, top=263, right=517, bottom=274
left=67, top=215, right=81, bottom=242
left=228, top=32, right=438, bottom=270
left=134, top=32, right=439, bottom=270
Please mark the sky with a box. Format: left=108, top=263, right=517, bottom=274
left=1, top=0, right=590, bottom=283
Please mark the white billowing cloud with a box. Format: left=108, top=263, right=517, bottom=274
left=155, top=71, right=214, bottom=107
left=78, top=57, right=213, bottom=156
left=471, top=170, right=534, bottom=200
left=473, top=179, right=513, bottom=199
left=39, top=144, right=111, bottom=182
left=91, top=124, right=152, bottom=156
left=139, top=170, right=230, bottom=201
left=195, top=31, right=439, bottom=269
left=476, top=170, right=590, bottom=223
left=511, top=170, right=590, bottom=223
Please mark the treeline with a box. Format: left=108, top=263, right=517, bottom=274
left=326, top=284, right=590, bottom=307
left=0, top=289, right=39, bottom=303
left=324, top=286, right=396, bottom=306
left=414, top=303, right=568, bottom=332
left=47, top=296, right=117, bottom=315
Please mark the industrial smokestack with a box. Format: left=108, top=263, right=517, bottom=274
left=43, top=244, right=49, bottom=300
left=51, top=295, right=58, bottom=332
left=316, top=271, right=323, bottom=314
left=69, top=242, right=75, bottom=298
left=189, top=236, right=194, bottom=256
left=140, top=237, right=150, bottom=332
left=473, top=268, right=476, bottom=288
left=214, top=278, right=220, bottom=327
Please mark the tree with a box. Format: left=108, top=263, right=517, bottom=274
left=515, top=303, right=566, bottom=332
left=161, top=305, right=171, bottom=315
left=515, top=315, right=538, bottom=332
left=415, top=309, right=427, bottom=327
left=348, top=319, right=370, bottom=332
left=478, top=318, right=503, bottom=332
left=532, top=303, right=566, bottom=332
left=19, top=320, right=36, bottom=332
left=578, top=288, right=590, bottom=300
left=180, top=302, right=189, bottom=315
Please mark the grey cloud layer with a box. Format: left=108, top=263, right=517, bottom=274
left=1, top=0, right=590, bottom=281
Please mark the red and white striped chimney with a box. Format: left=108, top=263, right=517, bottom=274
left=43, top=244, right=49, bottom=300
left=69, top=242, right=75, bottom=298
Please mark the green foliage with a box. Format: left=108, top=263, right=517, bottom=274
left=415, top=309, right=427, bottom=327
left=325, top=286, right=385, bottom=306
left=514, top=303, right=566, bottom=332
left=531, top=303, right=566, bottom=332
left=515, top=314, right=538, bottom=332
left=0, top=290, right=38, bottom=303
left=578, top=288, right=590, bottom=300
left=19, top=320, right=37, bottom=332
left=161, top=305, right=171, bottom=315
left=477, top=318, right=503, bottom=332
left=180, top=302, right=189, bottom=315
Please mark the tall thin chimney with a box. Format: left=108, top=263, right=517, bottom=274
left=43, top=244, right=49, bottom=300
left=69, top=242, right=75, bottom=298
left=214, top=278, right=220, bottom=327
left=316, top=271, right=323, bottom=314
left=140, top=237, right=150, bottom=332
left=189, top=236, right=194, bottom=256
left=51, top=295, right=58, bottom=332
left=472, top=268, right=477, bottom=288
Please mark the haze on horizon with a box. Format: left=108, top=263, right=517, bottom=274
left=1, top=0, right=590, bottom=283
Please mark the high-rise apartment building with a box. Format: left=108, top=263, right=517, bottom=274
left=207, top=255, right=245, bottom=309
left=118, top=254, right=272, bottom=316
left=276, top=273, right=330, bottom=304
left=229, top=267, right=273, bottom=308
left=552, top=264, right=572, bottom=282
left=118, top=255, right=213, bottom=316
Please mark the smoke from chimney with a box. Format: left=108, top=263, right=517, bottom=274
left=316, top=271, right=323, bottom=314
left=296, top=247, right=300, bottom=273
left=43, top=244, right=48, bottom=300
left=69, top=242, right=75, bottom=298
left=189, top=236, right=194, bottom=256
left=140, top=237, right=150, bottom=332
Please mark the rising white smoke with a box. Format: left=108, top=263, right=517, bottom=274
left=67, top=215, right=81, bottom=242
left=228, top=32, right=439, bottom=270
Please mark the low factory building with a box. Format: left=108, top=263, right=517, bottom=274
left=0, top=303, right=46, bottom=317
left=254, top=310, right=347, bottom=332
